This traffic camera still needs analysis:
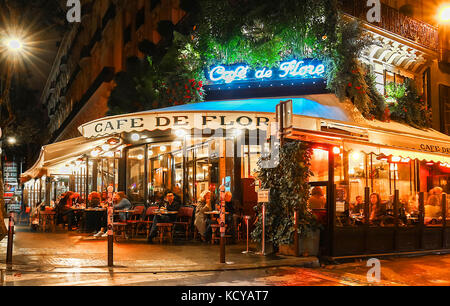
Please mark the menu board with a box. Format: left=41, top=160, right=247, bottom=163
left=3, top=161, right=19, bottom=201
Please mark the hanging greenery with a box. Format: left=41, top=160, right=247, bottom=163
left=107, top=32, right=205, bottom=115
left=251, top=141, right=321, bottom=247
left=385, top=79, right=431, bottom=129
left=193, top=0, right=339, bottom=68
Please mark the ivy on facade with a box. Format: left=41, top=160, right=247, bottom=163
left=251, top=141, right=321, bottom=247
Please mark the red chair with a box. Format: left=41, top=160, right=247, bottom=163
left=127, top=205, right=145, bottom=238
left=135, top=206, right=158, bottom=237
left=174, top=206, right=194, bottom=240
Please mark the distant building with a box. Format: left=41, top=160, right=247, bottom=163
left=41, top=0, right=186, bottom=143
left=343, top=0, right=450, bottom=133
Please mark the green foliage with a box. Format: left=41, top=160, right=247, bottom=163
left=386, top=79, right=431, bottom=128
left=194, top=0, right=339, bottom=68
left=385, top=82, right=406, bottom=100
left=108, top=33, right=205, bottom=116
left=251, top=141, right=320, bottom=247
left=326, top=19, right=384, bottom=118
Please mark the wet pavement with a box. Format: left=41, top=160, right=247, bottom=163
left=0, top=225, right=318, bottom=274
left=2, top=225, right=450, bottom=286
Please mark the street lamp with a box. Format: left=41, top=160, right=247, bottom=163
left=6, top=137, right=16, bottom=145
left=5, top=37, right=23, bottom=52
left=438, top=4, right=450, bottom=23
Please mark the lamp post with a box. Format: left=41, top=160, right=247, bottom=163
left=0, top=36, right=25, bottom=242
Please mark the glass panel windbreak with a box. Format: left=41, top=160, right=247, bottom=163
left=309, top=185, right=327, bottom=226
left=310, top=148, right=329, bottom=182
left=127, top=146, right=145, bottom=203
left=333, top=150, right=420, bottom=228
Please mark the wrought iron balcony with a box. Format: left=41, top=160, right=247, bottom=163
left=341, top=0, right=439, bottom=52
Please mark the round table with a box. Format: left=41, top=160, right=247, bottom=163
left=80, top=208, right=106, bottom=233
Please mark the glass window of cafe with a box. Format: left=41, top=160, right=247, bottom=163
left=331, top=146, right=450, bottom=228
left=125, top=131, right=267, bottom=205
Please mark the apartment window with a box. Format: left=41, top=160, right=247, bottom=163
left=123, top=25, right=131, bottom=45
left=423, top=68, right=431, bottom=110
left=439, top=84, right=450, bottom=134
left=383, top=70, right=406, bottom=94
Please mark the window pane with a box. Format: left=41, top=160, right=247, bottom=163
left=127, top=146, right=145, bottom=203
left=310, top=148, right=328, bottom=182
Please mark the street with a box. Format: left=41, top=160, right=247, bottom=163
left=2, top=253, right=450, bottom=286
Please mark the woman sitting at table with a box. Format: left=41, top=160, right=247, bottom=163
left=194, top=190, right=213, bottom=242
left=55, top=191, right=76, bottom=230
left=369, top=193, right=389, bottom=226
left=88, top=191, right=102, bottom=208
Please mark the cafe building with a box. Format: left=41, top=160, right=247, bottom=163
left=21, top=59, right=450, bottom=258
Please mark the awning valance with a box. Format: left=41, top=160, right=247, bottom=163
left=21, top=136, right=108, bottom=181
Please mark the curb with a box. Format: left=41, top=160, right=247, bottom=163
left=0, top=257, right=319, bottom=274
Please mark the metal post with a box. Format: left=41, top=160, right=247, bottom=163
left=6, top=212, right=14, bottom=264
left=219, top=185, right=226, bottom=263
left=0, top=268, right=4, bottom=286
left=107, top=186, right=114, bottom=267
left=242, top=216, right=251, bottom=254
left=260, top=202, right=266, bottom=255
left=294, top=210, right=299, bottom=256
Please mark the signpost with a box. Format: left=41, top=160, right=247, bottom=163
left=257, top=189, right=270, bottom=256
left=107, top=186, right=114, bottom=267
left=219, top=184, right=226, bottom=263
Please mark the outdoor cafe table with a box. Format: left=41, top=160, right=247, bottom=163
left=80, top=208, right=106, bottom=233
left=153, top=210, right=179, bottom=216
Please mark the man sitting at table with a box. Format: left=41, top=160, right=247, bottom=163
left=147, top=191, right=181, bottom=243
left=114, top=192, right=132, bottom=221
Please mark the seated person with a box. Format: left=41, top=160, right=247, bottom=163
left=88, top=191, right=102, bottom=208
left=147, top=191, right=181, bottom=243
left=113, top=192, right=132, bottom=221
left=369, top=193, right=391, bottom=226
left=350, top=196, right=364, bottom=215
left=194, top=191, right=212, bottom=242
left=425, top=187, right=442, bottom=224
left=309, top=186, right=326, bottom=210
left=55, top=191, right=76, bottom=230
left=205, top=191, right=237, bottom=242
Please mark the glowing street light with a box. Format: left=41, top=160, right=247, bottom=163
left=7, top=137, right=16, bottom=145
left=439, top=5, right=450, bottom=23
left=5, top=37, right=23, bottom=52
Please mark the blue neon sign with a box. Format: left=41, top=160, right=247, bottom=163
left=206, top=59, right=325, bottom=86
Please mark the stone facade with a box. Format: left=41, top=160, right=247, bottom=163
left=42, top=0, right=185, bottom=143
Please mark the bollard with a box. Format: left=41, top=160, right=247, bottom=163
left=107, top=186, right=114, bottom=267
left=242, top=216, right=251, bottom=254
left=6, top=212, right=14, bottom=265
left=0, top=269, right=4, bottom=286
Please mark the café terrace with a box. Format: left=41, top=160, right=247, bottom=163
left=20, top=58, right=450, bottom=258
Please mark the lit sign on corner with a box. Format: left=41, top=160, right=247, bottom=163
left=206, top=59, right=325, bottom=86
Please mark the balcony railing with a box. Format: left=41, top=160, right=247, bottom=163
left=341, top=0, right=439, bottom=51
